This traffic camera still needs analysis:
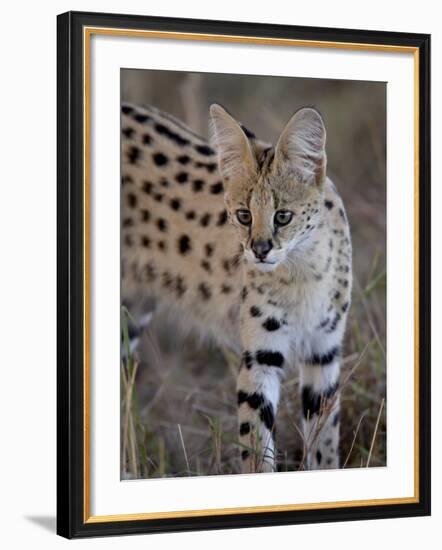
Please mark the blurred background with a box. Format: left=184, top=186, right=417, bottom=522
left=121, top=69, right=386, bottom=479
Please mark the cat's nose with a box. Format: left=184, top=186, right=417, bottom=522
left=251, top=239, right=273, bottom=260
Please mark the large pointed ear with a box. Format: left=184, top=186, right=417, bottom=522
left=209, top=104, right=257, bottom=182
left=274, top=108, right=326, bottom=186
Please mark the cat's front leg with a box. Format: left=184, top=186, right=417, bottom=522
left=236, top=300, right=289, bottom=474
left=299, top=346, right=341, bottom=470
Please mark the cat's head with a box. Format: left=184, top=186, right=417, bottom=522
left=210, top=104, right=327, bottom=272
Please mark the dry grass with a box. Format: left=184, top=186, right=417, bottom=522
left=121, top=70, right=386, bottom=479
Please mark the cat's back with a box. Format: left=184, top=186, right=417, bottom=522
left=121, top=103, right=243, bottom=346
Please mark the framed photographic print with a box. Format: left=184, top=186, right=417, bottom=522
left=57, top=11, right=431, bottom=538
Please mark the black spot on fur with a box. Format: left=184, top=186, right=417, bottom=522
left=127, top=193, right=137, bottom=208
left=217, top=210, right=228, bottom=226
left=241, top=286, right=248, bottom=301
left=326, top=313, right=341, bottom=333
left=122, top=127, right=134, bottom=138
left=185, top=211, right=196, bottom=220
left=155, top=123, right=190, bottom=146
left=200, top=260, right=212, bottom=273
left=127, top=146, right=141, bottom=164
left=237, top=391, right=248, bottom=405
left=262, top=318, right=281, bottom=332
left=142, top=236, right=150, bottom=248
left=178, top=235, right=191, bottom=255
left=142, top=181, right=153, bottom=194
left=341, top=302, right=349, bottom=312
left=221, top=284, right=231, bottom=294
left=141, top=209, right=150, bottom=222
left=260, top=403, right=275, bottom=432
left=144, top=262, right=157, bottom=282
left=195, top=161, right=217, bottom=173
left=157, top=240, right=167, bottom=251
left=200, top=213, right=212, bottom=227
left=256, top=350, right=284, bottom=368
left=175, top=276, right=187, bottom=297
left=250, top=306, right=262, bottom=318
left=324, top=199, right=334, bottom=210
left=205, top=243, right=214, bottom=257
left=122, top=105, right=133, bottom=115
left=332, top=411, right=340, bottom=426
left=210, top=182, right=224, bottom=194
left=153, top=152, right=168, bottom=166
left=241, top=450, right=250, bottom=461
left=316, top=450, right=322, bottom=465
left=198, top=282, right=212, bottom=300
left=133, top=112, right=149, bottom=123
left=302, top=383, right=339, bottom=419
left=142, top=133, right=152, bottom=145
left=121, top=175, right=133, bottom=185
left=192, top=179, right=205, bottom=192
left=302, top=387, right=320, bottom=419
left=307, top=346, right=340, bottom=366
left=243, top=351, right=253, bottom=369
left=170, top=198, right=181, bottom=211
left=123, top=218, right=133, bottom=227
left=153, top=192, right=164, bottom=203
left=318, top=318, right=329, bottom=329
left=156, top=218, right=168, bottom=232
left=239, top=422, right=251, bottom=436
left=195, top=144, right=214, bottom=156
left=160, top=178, right=169, bottom=188
left=177, top=155, right=191, bottom=165
left=176, top=172, right=188, bottom=184
left=162, top=271, right=173, bottom=288
left=237, top=391, right=264, bottom=410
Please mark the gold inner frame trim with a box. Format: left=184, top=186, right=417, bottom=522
left=82, top=26, right=420, bottom=524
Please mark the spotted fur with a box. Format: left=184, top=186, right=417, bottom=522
left=122, top=102, right=352, bottom=473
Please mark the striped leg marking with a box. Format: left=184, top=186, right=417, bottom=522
left=300, top=346, right=341, bottom=470
left=236, top=349, right=285, bottom=473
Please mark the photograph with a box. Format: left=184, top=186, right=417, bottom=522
left=120, top=69, right=387, bottom=480
left=56, top=11, right=430, bottom=538
left=0, top=0, right=436, bottom=547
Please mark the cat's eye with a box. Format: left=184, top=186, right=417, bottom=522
left=274, top=210, right=293, bottom=226
left=236, top=209, right=252, bottom=225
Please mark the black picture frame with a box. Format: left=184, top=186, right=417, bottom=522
left=57, top=10, right=431, bottom=539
